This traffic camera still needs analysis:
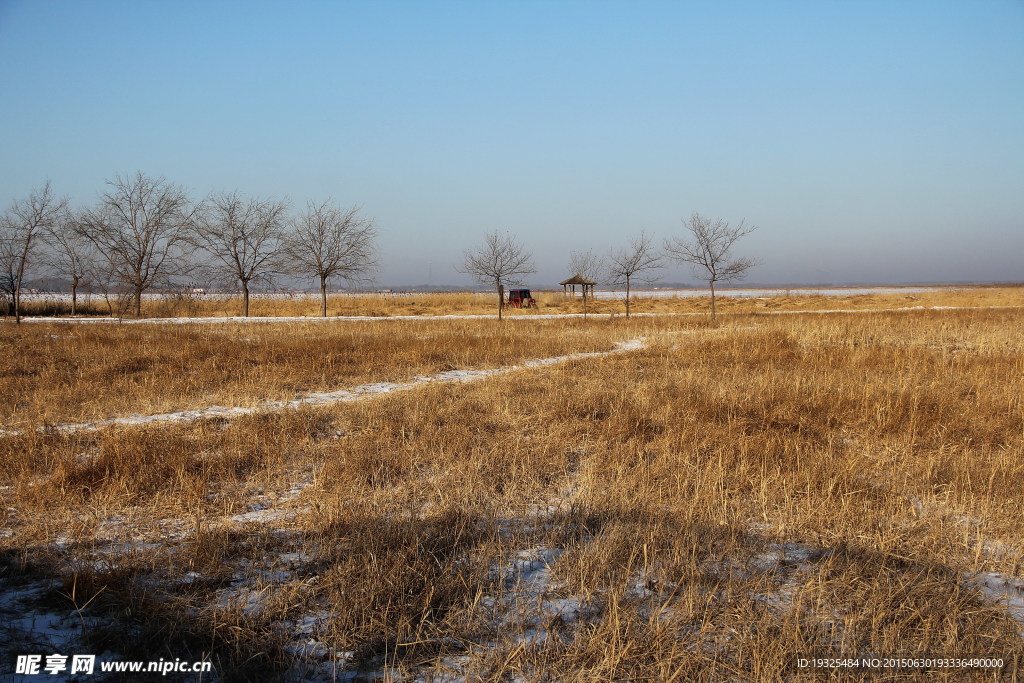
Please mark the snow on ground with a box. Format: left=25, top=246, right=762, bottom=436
left=964, top=573, right=1024, bottom=636
left=226, top=476, right=317, bottom=525
left=0, top=577, right=88, bottom=653
left=484, top=545, right=598, bottom=645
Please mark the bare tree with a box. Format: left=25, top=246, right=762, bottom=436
left=43, top=210, right=99, bottom=316
left=607, top=231, right=663, bottom=317
left=0, top=233, right=16, bottom=317
left=189, top=191, right=289, bottom=316
left=567, top=248, right=605, bottom=300
left=92, top=255, right=133, bottom=319
left=665, top=213, right=758, bottom=321
left=460, top=231, right=536, bottom=321
left=76, top=172, right=198, bottom=317
left=281, top=200, right=377, bottom=317
left=567, top=248, right=605, bottom=319
left=0, top=181, right=68, bottom=322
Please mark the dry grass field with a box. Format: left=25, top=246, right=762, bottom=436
left=14, top=283, right=1024, bottom=319
left=2, top=286, right=1023, bottom=680
left=0, top=319, right=640, bottom=430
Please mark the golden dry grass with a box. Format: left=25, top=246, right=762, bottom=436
left=2, top=293, right=1024, bottom=680
left=12, top=284, right=1024, bottom=319
left=0, top=317, right=650, bottom=429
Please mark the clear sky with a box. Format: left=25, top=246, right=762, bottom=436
left=1, top=0, right=1022, bottom=287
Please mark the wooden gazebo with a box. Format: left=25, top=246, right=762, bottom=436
left=560, top=274, right=597, bottom=300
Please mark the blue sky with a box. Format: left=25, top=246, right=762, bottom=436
left=1, top=0, right=1022, bottom=286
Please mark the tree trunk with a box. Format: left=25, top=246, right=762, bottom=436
left=133, top=287, right=142, bottom=317
left=71, top=278, right=78, bottom=316
left=320, top=276, right=328, bottom=317
left=497, top=283, right=504, bottom=321
left=242, top=281, right=250, bottom=317
left=14, top=243, right=30, bottom=324
left=710, top=280, right=717, bottom=322
left=625, top=277, right=631, bottom=317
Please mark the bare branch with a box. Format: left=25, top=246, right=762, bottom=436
left=42, top=209, right=100, bottom=315
left=75, top=172, right=197, bottom=317
left=1, top=181, right=68, bottom=321
left=459, top=231, right=536, bottom=320
left=664, top=212, right=759, bottom=320
left=567, top=248, right=606, bottom=284
left=606, top=231, right=663, bottom=316
left=189, top=191, right=289, bottom=316
left=280, top=199, right=377, bottom=316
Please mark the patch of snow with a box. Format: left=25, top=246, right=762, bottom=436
left=0, top=577, right=97, bottom=657
left=964, top=572, right=1024, bottom=635
left=479, top=545, right=597, bottom=651
left=227, top=477, right=315, bottom=524
left=180, top=571, right=204, bottom=585
left=747, top=542, right=821, bottom=613
left=227, top=508, right=300, bottom=525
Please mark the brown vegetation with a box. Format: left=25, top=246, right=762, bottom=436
left=2, top=290, right=1023, bottom=679
left=0, top=317, right=644, bottom=429
left=8, top=283, right=1024, bottom=320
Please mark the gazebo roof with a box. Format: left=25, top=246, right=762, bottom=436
left=560, top=273, right=597, bottom=286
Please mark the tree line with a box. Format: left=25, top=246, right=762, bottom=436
left=462, top=214, right=759, bottom=320
left=0, top=173, right=377, bottom=321
left=3, top=172, right=759, bottom=323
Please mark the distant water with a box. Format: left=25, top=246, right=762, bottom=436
left=21, top=286, right=950, bottom=302
left=591, top=287, right=945, bottom=300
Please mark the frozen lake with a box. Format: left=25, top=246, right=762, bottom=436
left=590, top=286, right=945, bottom=299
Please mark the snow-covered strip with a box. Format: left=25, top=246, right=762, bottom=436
left=21, top=313, right=571, bottom=324
left=20, top=312, right=674, bottom=324
left=10, top=338, right=646, bottom=436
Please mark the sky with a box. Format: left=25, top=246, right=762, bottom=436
left=1, top=0, right=1022, bottom=288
